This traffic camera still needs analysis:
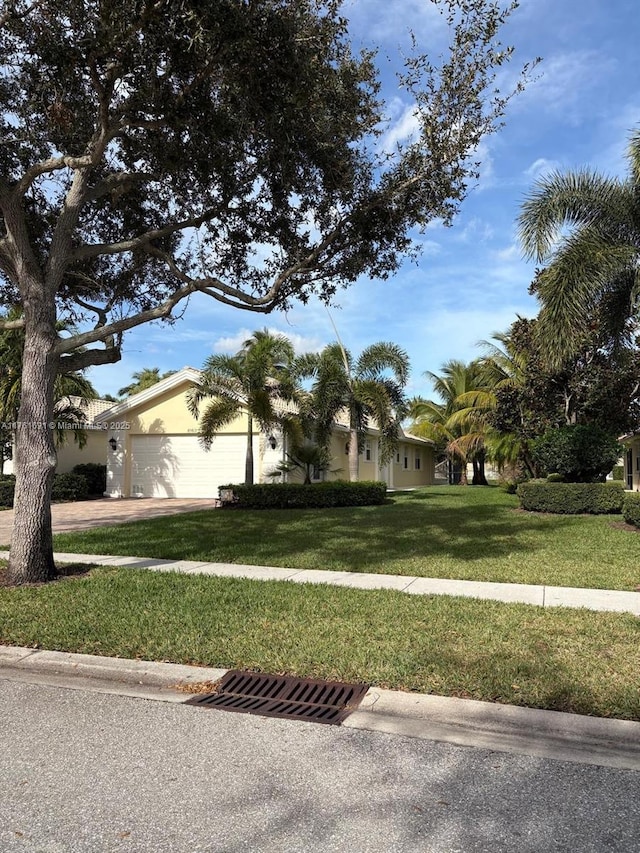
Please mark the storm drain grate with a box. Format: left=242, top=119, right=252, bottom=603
left=184, top=670, right=369, bottom=725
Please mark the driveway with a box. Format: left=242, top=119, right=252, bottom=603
left=0, top=498, right=215, bottom=544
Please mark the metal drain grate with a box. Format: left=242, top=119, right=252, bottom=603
left=184, top=670, right=369, bottom=725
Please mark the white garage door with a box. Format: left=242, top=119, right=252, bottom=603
left=130, top=434, right=249, bottom=498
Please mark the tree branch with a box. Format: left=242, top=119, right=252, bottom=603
left=73, top=207, right=221, bottom=260
left=0, top=316, right=25, bottom=330
left=59, top=345, right=122, bottom=373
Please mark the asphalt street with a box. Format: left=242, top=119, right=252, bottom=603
left=1, top=680, right=639, bottom=853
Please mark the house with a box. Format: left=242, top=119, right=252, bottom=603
left=94, top=367, right=435, bottom=498
left=620, top=435, right=639, bottom=490
left=4, top=396, right=114, bottom=476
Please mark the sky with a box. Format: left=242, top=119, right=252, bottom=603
left=89, top=0, right=640, bottom=401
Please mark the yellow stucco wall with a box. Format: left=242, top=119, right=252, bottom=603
left=622, top=439, right=640, bottom=490
left=392, top=442, right=434, bottom=488
left=121, top=382, right=249, bottom=436
left=56, top=429, right=108, bottom=473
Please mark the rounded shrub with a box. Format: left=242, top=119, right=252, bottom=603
left=622, top=492, right=640, bottom=527
left=52, top=472, right=89, bottom=502
left=531, top=425, right=622, bottom=483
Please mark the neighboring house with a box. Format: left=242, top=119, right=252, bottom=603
left=94, top=367, right=435, bottom=498
left=620, top=435, right=639, bottom=490
left=5, top=396, right=114, bottom=475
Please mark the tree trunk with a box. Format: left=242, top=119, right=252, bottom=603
left=245, top=413, right=254, bottom=485
left=472, top=451, right=489, bottom=485
left=348, top=427, right=359, bottom=482
left=7, top=299, right=59, bottom=584
left=459, top=457, right=468, bottom=486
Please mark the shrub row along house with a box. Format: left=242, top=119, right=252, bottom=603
left=75, top=368, right=435, bottom=499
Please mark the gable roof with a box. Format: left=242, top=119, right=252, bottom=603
left=94, top=365, right=433, bottom=445
left=95, top=367, right=201, bottom=421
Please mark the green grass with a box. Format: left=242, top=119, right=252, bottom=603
left=1, top=566, right=638, bottom=720
left=51, top=486, right=640, bottom=590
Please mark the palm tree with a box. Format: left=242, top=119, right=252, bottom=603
left=518, top=128, right=640, bottom=364
left=410, top=360, right=489, bottom=485
left=118, top=367, right=175, bottom=397
left=303, top=341, right=409, bottom=482
left=187, top=329, right=298, bottom=485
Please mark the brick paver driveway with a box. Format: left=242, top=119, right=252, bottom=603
left=0, top=498, right=215, bottom=544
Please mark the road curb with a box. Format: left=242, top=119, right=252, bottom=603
left=1, top=645, right=639, bottom=770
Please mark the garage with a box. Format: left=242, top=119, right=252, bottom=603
left=130, top=434, right=250, bottom=498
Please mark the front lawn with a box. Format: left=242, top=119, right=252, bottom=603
left=0, top=567, right=638, bottom=719
left=51, top=486, right=640, bottom=590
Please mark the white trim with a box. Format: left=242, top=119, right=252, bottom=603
left=95, top=367, right=202, bottom=420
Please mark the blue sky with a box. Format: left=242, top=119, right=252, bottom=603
left=90, top=0, right=640, bottom=400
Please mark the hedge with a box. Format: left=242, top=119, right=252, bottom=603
left=219, top=480, right=387, bottom=509
left=51, top=472, right=90, bottom=502
left=622, top=492, right=640, bottom=527
left=72, top=463, right=106, bottom=496
left=517, top=480, right=625, bottom=514
left=0, top=474, right=15, bottom=508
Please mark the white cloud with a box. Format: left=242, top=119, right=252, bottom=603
left=524, top=157, right=560, bottom=181
left=212, top=327, right=324, bottom=356
left=512, top=50, right=617, bottom=122
left=380, top=104, right=420, bottom=152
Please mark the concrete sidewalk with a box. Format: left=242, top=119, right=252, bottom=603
left=2, top=644, right=639, bottom=771
left=2, top=549, right=638, bottom=615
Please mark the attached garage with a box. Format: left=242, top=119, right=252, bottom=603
left=129, top=434, right=250, bottom=498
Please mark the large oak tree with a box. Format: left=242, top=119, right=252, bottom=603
left=0, top=0, right=532, bottom=583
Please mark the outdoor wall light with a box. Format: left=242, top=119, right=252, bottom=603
left=108, top=437, right=117, bottom=452
left=268, top=434, right=277, bottom=450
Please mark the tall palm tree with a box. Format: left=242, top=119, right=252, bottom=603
left=187, top=329, right=298, bottom=485
left=303, top=341, right=409, bottom=482
left=518, top=128, right=640, bottom=364
left=410, top=360, right=490, bottom=485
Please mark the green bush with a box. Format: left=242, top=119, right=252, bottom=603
left=612, top=465, right=624, bottom=481
left=0, top=474, right=15, bottom=507
left=72, top=463, right=106, bottom=495
left=517, top=480, right=624, bottom=514
left=52, top=472, right=89, bottom=502
left=622, top=492, right=640, bottom=527
left=531, top=425, right=622, bottom=482
left=546, top=472, right=564, bottom=483
left=220, top=480, right=387, bottom=509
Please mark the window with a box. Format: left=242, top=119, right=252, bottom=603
left=415, top=452, right=421, bottom=470
left=403, top=451, right=409, bottom=470
left=396, top=451, right=400, bottom=464
left=365, top=440, right=371, bottom=461
left=312, top=462, right=322, bottom=481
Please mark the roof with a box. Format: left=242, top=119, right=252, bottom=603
left=55, top=396, right=115, bottom=422
left=95, top=367, right=201, bottom=421
left=93, top=366, right=433, bottom=444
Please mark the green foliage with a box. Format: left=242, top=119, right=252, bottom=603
left=546, top=472, right=564, bottom=482
left=0, top=474, right=16, bottom=508
left=268, top=443, right=337, bottom=485
left=189, top=329, right=300, bottom=485
left=518, top=130, right=640, bottom=365
left=51, top=473, right=89, bottom=503
left=117, top=368, right=175, bottom=398
left=517, top=481, right=624, bottom=514
left=72, top=464, right=106, bottom=496
left=612, top=465, right=624, bottom=481
left=220, top=481, right=387, bottom=509
left=302, top=341, right=410, bottom=479
left=622, top=492, right=640, bottom=527
left=531, top=425, right=622, bottom=482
